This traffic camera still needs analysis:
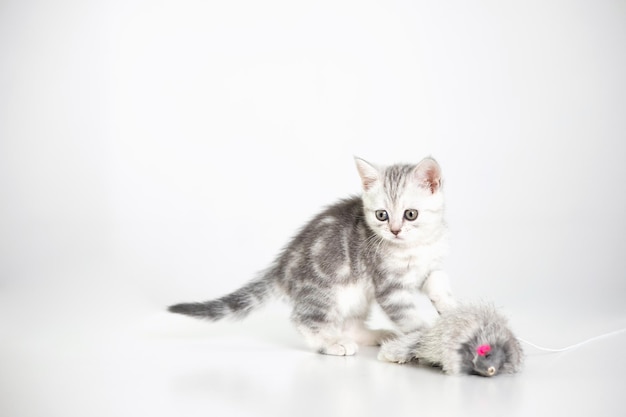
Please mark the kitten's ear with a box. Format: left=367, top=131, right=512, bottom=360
left=354, top=157, right=380, bottom=191
left=413, top=157, right=442, bottom=194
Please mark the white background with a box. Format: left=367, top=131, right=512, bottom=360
left=1, top=1, right=625, bottom=416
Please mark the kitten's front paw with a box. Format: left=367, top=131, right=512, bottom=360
left=377, top=348, right=411, bottom=364
left=434, top=297, right=457, bottom=315
left=322, top=342, right=358, bottom=356
left=377, top=341, right=413, bottom=364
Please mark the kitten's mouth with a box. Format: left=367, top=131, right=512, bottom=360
left=387, top=234, right=406, bottom=243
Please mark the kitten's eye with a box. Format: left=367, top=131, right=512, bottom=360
left=404, top=209, right=418, bottom=221
left=375, top=210, right=389, bottom=222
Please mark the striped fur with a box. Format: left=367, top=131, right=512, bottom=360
left=169, top=157, right=455, bottom=355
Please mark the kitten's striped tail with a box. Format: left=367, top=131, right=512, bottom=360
left=168, top=275, right=274, bottom=321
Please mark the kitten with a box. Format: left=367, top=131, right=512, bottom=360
left=169, top=157, right=456, bottom=355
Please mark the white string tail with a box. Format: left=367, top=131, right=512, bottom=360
left=518, top=327, right=626, bottom=353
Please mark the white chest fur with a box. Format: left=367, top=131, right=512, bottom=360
left=381, top=238, right=448, bottom=288
left=335, top=281, right=375, bottom=317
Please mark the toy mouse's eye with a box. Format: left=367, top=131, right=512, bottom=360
left=375, top=210, right=389, bottom=221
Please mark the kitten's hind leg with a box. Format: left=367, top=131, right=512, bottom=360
left=323, top=340, right=359, bottom=356
left=344, top=319, right=397, bottom=346
left=296, top=323, right=359, bottom=356
left=292, top=310, right=360, bottom=356
left=295, top=319, right=394, bottom=355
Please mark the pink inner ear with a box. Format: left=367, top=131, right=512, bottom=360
left=355, top=158, right=379, bottom=191
left=414, top=159, right=441, bottom=193
left=476, top=344, right=491, bottom=356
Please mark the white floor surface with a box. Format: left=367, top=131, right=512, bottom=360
left=3, top=298, right=625, bottom=417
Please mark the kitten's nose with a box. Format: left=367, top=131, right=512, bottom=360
left=391, top=229, right=401, bottom=236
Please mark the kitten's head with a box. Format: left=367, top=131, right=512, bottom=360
left=355, top=157, right=445, bottom=244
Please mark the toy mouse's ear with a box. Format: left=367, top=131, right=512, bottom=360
left=476, top=344, right=491, bottom=356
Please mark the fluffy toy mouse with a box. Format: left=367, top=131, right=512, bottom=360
left=378, top=303, right=523, bottom=376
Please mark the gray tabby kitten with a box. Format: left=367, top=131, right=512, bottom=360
left=169, top=157, right=456, bottom=356
left=378, top=303, right=524, bottom=376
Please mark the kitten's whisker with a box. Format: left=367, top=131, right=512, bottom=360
left=363, top=233, right=384, bottom=256
left=363, top=232, right=387, bottom=259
